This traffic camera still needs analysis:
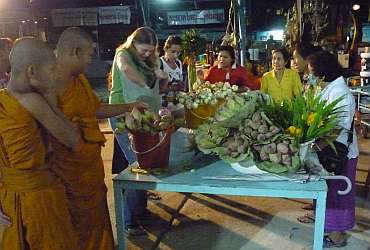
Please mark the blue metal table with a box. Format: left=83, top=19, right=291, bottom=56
left=113, top=132, right=328, bottom=250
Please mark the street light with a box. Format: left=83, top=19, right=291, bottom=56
left=352, top=4, right=360, bottom=11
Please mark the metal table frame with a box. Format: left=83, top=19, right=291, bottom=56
left=113, top=161, right=327, bottom=250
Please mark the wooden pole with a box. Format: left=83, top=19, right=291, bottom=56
left=139, top=0, right=147, bottom=25
left=297, top=0, right=302, bottom=41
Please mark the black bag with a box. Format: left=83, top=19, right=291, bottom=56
left=317, top=118, right=354, bottom=175
left=317, top=141, right=349, bottom=175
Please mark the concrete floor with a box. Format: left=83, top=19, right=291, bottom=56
left=100, top=122, right=370, bottom=250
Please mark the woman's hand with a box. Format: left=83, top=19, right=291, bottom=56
left=154, top=68, right=168, bottom=80
left=171, top=82, right=185, bottom=92
left=238, top=86, right=250, bottom=93
left=131, top=101, right=149, bottom=111
left=311, top=138, right=329, bottom=151
left=0, top=208, right=11, bottom=227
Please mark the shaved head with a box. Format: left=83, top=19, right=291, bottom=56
left=10, top=37, right=55, bottom=75
left=56, top=27, right=93, bottom=56
left=56, top=27, right=94, bottom=75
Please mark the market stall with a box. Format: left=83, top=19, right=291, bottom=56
left=111, top=1, right=370, bottom=248
left=113, top=130, right=329, bottom=250
left=113, top=81, right=353, bottom=249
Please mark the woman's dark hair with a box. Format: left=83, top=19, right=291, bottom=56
left=272, top=47, right=290, bottom=62
left=164, top=35, right=182, bottom=50
left=218, top=45, right=235, bottom=64
left=295, top=43, right=322, bottom=60
left=307, top=50, right=343, bottom=82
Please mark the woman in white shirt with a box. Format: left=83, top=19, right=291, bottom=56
left=160, top=35, right=184, bottom=116
left=307, top=50, right=358, bottom=248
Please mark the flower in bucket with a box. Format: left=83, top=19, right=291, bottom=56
left=115, top=107, right=174, bottom=134
left=177, top=81, right=237, bottom=109
left=306, top=112, right=324, bottom=128
left=259, top=87, right=348, bottom=176
left=191, top=91, right=305, bottom=173
left=306, top=112, right=315, bottom=126
left=286, top=126, right=302, bottom=137
left=263, top=88, right=345, bottom=145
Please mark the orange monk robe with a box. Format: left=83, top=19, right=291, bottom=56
left=50, top=74, right=114, bottom=250
left=0, top=89, right=79, bottom=250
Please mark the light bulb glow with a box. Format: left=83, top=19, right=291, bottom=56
left=352, top=4, right=360, bottom=11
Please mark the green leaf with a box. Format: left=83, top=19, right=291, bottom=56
left=256, top=161, right=288, bottom=174
left=195, top=123, right=229, bottom=153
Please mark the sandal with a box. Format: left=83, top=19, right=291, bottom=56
left=323, top=235, right=347, bottom=248
left=147, top=191, right=161, bottom=200
left=125, top=224, right=147, bottom=237
left=302, top=203, right=314, bottom=210
left=297, top=213, right=315, bottom=224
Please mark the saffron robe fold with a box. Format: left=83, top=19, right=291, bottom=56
left=51, top=74, right=114, bottom=250
left=0, top=89, right=79, bottom=250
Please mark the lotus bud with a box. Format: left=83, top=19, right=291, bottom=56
left=277, top=143, right=289, bottom=154
left=160, top=115, right=172, bottom=123
left=192, top=102, right=199, bottom=109
left=269, top=153, right=282, bottom=164
left=158, top=121, right=168, bottom=130
left=125, top=113, right=135, bottom=130
left=131, top=107, right=142, bottom=122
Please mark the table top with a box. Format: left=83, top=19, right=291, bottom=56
left=350, top=86, right=370, bottom=95
left=113, top=131, right=327, bottom=197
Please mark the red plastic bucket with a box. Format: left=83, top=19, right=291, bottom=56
left=130, top=130, right=172, bottom=169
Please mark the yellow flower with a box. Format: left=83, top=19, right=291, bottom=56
left=307, top=112, right=316, bottom=126
left=306, top=112, right=324, bottom=128
left=286, top=126, right=302, bottom=137
left=286, top=126, right=296, bottom=135
left=295, top=128, right=302, bottom=136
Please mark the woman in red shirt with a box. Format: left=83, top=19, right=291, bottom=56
left=204, top=45, right=260, bottom=90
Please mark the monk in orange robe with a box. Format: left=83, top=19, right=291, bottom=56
left=0, top=38, right=81, bottom=249
left=52, top=27, right=148, bottom=250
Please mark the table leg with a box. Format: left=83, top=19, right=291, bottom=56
left=114, top=182, right=126, bottom=250
left=364, top=164, right=370, bottom=198
left=313, top=191, right=327, bottom=250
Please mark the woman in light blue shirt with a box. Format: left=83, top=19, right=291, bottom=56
left=109, top=27, right=167, bottom=236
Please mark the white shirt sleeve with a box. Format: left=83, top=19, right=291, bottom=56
left=321, top=79, right=358, bottom=158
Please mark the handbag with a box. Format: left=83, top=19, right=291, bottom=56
left=317, top=118, right=354, bottom=175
